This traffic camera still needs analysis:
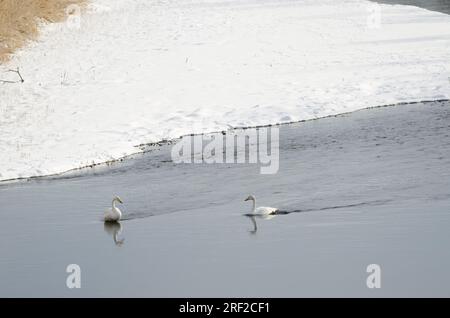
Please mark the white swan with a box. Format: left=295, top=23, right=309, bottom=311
left=244, top=195, right=278, bottom=215
left=103, top=196, right=123, bottom=222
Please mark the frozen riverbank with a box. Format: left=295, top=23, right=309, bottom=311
left=1, top=0, right=450, bottom=181
left=1, top=100, right=449, bottom=296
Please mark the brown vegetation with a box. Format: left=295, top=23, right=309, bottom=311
left=0, top=0, right=86, bottom=62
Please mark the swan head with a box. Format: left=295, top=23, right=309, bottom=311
left=113, top=196, right=123, bottom=204
left=244, top=195, right=255, bottom=202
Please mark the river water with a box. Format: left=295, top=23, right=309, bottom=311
left=1, top=0, right=450, bottom=297
left=1, top=100, right=450, bottom=296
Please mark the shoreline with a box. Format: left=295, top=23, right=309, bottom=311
left=2, top=98, right=448, bottom=185
left=2, top=0, right=450, bottom=184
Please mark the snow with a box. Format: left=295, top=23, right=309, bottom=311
left=1, top=0, right=450, bottom=181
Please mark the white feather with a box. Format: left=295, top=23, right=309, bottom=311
left=103, top=196, right=123, bottom=222
left=245, top=195, right=278, bottom=216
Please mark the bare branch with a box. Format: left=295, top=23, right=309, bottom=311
left=0, top=67, right=25, bottom=84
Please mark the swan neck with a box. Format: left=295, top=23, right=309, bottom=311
left=251, top=198, right=256, bottom=212
left=112, top=199, right=117, bottom=209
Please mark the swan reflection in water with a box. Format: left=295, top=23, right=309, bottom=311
left=246, top=214, right=276, bottom=234
left=103, top=221, right=125, bottom=246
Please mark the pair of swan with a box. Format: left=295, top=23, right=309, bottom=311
left=103, top=194, right=278, bottom=222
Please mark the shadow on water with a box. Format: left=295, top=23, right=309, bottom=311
left=245, top=214, right=277, bottom=235
left=103, top=221, right=125, bottom=246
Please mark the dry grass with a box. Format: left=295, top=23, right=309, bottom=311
left=0, top=0, right=87, bottom=63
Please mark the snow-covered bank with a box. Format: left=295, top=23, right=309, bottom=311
left=1, top=0, right=450, bottom=181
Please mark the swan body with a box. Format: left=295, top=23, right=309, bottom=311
left=103, top=196, right=123, bottom=222
left=244, top=195, right=278, bottom=215
left=254, top=206, right=278, bottom=215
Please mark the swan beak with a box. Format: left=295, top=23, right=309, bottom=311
left=119, top=198, right=123, bottom=204
left=244, top=198, right=249, bottom=201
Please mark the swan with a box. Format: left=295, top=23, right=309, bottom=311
left=103, top=196, right=123, bottom=222
left=244, top=195, right=278, bottom=215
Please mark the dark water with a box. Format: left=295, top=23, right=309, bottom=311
left=1, top=100, right=450, bottom=297
left=372, top=0, right=450, bottom=14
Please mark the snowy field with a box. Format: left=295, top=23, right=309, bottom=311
left=1, top=100, right=449, bottom=297
left=1, top=0, right=450, bottom=181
